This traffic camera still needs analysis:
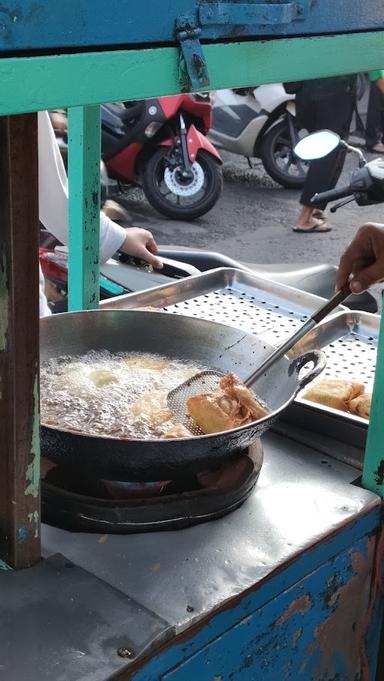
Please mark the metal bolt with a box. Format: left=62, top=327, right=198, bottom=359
left=0, top=13, right=11, bottom=34
left=117, top=647, right=135, bottom=659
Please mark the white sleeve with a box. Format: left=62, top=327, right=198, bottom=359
left=38, top=110, right=69, bottom=245
left=38, top=111, right=126, bottom=264
left=39, top=264, right=52, bottom=317
left=99, top=212, right=127, bottom=263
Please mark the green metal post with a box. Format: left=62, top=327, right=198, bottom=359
left=363, top=304, right=384, bottom=498
left=0, top=32, right=382, bottom=115
left=68, top=105, right=101, bottom=311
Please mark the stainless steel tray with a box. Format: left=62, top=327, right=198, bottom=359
left=103, top=268, right=377, bottom=407
left=294, top=310, right=378, bottom=410
left=103, top=268, right=379, bottom=467
left=102, top=267, right=347, bottom=346
left=275, top=310, right=378, bottom=468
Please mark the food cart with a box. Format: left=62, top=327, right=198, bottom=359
left=0, top=2, right=384, bottom=679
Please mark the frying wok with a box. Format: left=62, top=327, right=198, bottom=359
left=40, top=310, right=325, bottom=481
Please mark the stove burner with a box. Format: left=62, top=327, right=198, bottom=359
left=41, top=442, right=263, bottom=533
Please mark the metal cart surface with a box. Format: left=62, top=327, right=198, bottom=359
left=0, top=2, right=384, bottom=679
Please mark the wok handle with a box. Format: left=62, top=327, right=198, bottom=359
left=290, top=350, right=326, bottom=393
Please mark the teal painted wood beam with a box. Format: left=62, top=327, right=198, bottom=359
left=0, top=32, right=383, bottom=114
left=68, top=106, right=101, bottom=310
left=363, top=307, right=384, bottom=498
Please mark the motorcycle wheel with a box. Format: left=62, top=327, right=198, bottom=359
left=260, top=118, right=308, bottom=189
left=142, top=147, right=223, bottom=220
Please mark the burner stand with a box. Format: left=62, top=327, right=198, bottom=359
left=42, top=441, right=263, bottom=533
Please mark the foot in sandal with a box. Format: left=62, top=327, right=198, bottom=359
left=293, top=206, right=331, bottom=233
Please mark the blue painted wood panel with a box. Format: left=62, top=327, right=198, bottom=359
left=128, top=510, right=381, bottom=680
left=0, top=1, right=383, bottom=52
left=158, top=534, right=381, bottom=681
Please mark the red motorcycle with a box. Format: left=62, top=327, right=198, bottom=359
left=101, top=95, right=223, bottom=220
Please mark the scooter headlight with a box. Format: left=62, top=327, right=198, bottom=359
left=145, top=122, right=162, bottom=138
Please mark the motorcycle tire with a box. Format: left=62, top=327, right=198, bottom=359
left=142, top=147, right=223, bottom=221
left=260, top=118, right=308, bottom=190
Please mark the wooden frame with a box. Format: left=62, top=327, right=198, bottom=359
left=0, top=114, right=40, bottom=569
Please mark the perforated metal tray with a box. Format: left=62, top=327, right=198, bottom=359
left=103, top=267, right=347, bottom=346
left=292, top=310, right=378, bottom=418
left=279, top=308, right=379, bottom=467
left=103, top=268, right=378, bottom=422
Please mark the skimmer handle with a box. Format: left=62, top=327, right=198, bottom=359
left=245, top=286, right=350, bottom=388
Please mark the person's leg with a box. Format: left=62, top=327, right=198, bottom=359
left=379, top=90, right=384, bottom=148
left=294, top=92, right=330, bottom=230
left=366, top=83, right=384, bottom=150
left=295, top=90, right=354, bottom=232
left=299, top=147, right=345, bottom=207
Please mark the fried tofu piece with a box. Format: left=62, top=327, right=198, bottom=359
left=187, top=372, right=269, bottom=434
left=349, top=393, right=371, bottom=420
left=162, top=423, right=192, bottom=439
left=187, top=394, right=240, bottom=434
left=89, top=369, right=119, bottom=387
left=123, top=355, right=169, bottom=371
left=303, top=379, right=365, bottom=412
left=132, top=391, right=172, bottom=426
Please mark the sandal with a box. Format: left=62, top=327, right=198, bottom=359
left=367, top=142, right=384, bottom=154
left=312, top=209, right=327, bottom=220
left=292, top=221, right=331, bottom=233
left=293, top=208, right=331, bottom=232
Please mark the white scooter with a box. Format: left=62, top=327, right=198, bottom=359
left=208, top=84, right=308, bottom=189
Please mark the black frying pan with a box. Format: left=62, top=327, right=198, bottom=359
left=40, top=311, right=324, bottom=481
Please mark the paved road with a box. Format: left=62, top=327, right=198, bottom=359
left=116, top=149, right=384, bottom=308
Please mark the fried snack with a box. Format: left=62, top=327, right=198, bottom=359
left=349, top=393, right=371, bottom=420
left=162, top=423, right=192, bottom=439
left=132, top=390, right=172, bottom=426
left=123, top=355, right=169, bottom=371
left=187, top=372, right=269, bottom=434
left=89, top=369, right=119, bottom=387
left=303, top=379, right=365, bottom=412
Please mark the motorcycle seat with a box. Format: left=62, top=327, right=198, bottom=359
left=243, top=263, right=378, bottom=313
left=243, top=263, right=377, bottom=312
left=243, top=262, right=337, bottom=292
